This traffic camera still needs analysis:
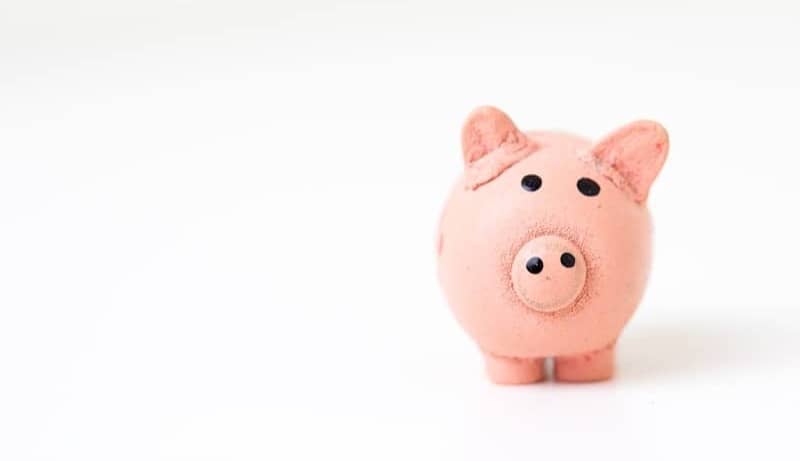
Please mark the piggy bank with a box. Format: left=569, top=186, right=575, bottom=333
left=437, top=106, right=668, bottom=384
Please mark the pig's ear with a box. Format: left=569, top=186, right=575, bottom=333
left=589, top=120, right=669, bottom=203
left=461, top=106, right=537, bottom=189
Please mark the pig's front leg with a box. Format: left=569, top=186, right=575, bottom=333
left=482, top=351, right=545, bottom=385
left=554, top=342, right=615, bottom=382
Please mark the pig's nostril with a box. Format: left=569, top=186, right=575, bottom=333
left=526, top=257, right=544, bottom=274
left=560, top=252, right=576, bottom=268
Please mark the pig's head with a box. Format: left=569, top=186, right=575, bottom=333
left=438, top=106, right=668, bottom=355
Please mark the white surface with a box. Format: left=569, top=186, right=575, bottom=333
left=1, top=1, right=799, bottom=459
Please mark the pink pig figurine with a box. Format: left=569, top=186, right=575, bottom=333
left=437, top=106, right=669, bottom=384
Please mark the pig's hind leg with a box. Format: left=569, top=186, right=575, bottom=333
left=554, top=342, right=615, bottom=382
left=482, top=351, right=545, bottom=385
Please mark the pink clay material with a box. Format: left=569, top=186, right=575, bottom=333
left=437, top=106, right=669, bottom=384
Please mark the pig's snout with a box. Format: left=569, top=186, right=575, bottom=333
left=511, top=235, right=586, bottom=313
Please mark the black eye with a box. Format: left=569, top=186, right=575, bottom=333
left=521, top=174, right=542, bottom=192
left=560, top=252, right=576, bottom=268
left=577, top=177, right=601, bottom=196
left=526, top=257, right=544, bottom=274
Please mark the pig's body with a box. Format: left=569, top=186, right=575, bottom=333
left=437, top=109, right=668, bottom=384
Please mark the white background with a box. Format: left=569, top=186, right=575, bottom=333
left=1, top=1, right=799, bottom=459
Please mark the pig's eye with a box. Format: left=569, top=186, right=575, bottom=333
left=577, top=177, right=601, bottom=196
left=521, top=174, right=542, bottom=192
